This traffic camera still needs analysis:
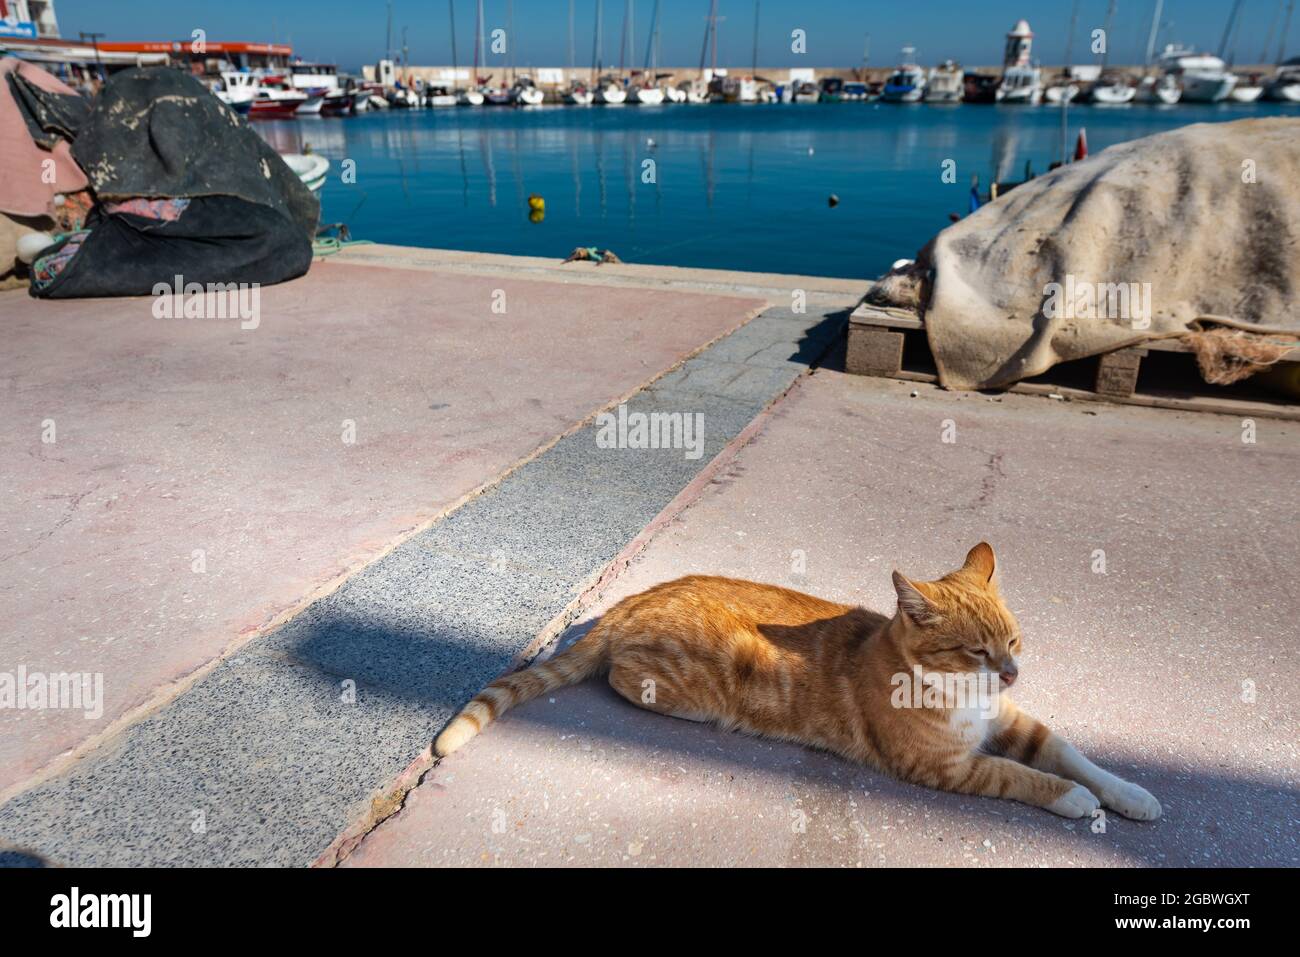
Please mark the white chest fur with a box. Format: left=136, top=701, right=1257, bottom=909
left=947, top=701, right=996, bottom=750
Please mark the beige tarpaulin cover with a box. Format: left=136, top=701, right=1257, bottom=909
left=919, top=117, right=1300, bottom=391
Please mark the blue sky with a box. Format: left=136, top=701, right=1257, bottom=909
left=55, top=1, right=1293, bottom=72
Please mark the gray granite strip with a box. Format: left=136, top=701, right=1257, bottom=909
left=0, top=306, right=848, bottom=866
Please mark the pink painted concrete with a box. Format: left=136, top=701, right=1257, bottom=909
left=0, top=261, right=764, bottom=794
left=344, top=370, right=1299, bottom=867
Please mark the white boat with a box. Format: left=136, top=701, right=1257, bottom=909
left=565, top=85, right=595, bottom=105
left=995, top=20, right=1042, bottom=104
left=1089, top=75, right=1136, bottom=104
left=1229, top=78, right=1264, bottom=102
left=1265, top=58, right=1300, bottom=100
left=425, top=86, right=458, bottom=107
left=663, top=85, right=687, bottom=103
left=997, top=66, right=1042, bottom=103
left=595, top=79, right=627, bottom=104
left=510, top=75, right=545, bottom=105
left=719, top=75, right=758, bottom=102
left=1042, top=79, right=1079, bottom=104
left=282, top=153, right=330, bottom=192
left=457, top=88, right=485, bottom=106
left=1134, top=72, right=1181, bottom=104
left=1158, top=46, right=1237, bottom=102
left=882, top=48, right=927, bottom=103
left=680, top=79, right=709, bottom=103
left=632, top=84, right=665, bottom=105
left=367, top=94, right=389, bottom=109
left=387, top=87, right=421, bottom=108
left=484, top=86, right=513, bottom=105
left=791, top=80, right=820, bottom=103
left=924, top=60, right=964, bottom=102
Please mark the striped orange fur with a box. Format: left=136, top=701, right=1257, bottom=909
left=435, top=543, right=1161, bottom=820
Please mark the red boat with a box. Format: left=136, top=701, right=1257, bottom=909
left=247, top=89, right=309, bottom=119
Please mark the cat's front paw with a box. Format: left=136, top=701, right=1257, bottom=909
left=1101, top=780, right=1162, bottom=821
left=1048, top=783, right=1101, bottom=819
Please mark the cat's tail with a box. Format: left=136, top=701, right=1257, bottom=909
left=434, top=620, right=612, bottom=757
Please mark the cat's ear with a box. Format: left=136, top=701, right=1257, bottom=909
left=962, top=542, right=996, bottom=583
left=892, top=571, right=940, bottom=625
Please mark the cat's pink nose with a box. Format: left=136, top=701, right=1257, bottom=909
left=999, top=668, right=1018, bottom=687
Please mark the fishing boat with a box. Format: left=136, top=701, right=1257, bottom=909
left=925, top=59, right=963, bottom=102
left=319, top=90, right=358, bottom=115
left=995, top=21, right=1042, bottom=104
left=963, top=71, right=998, bottom=103
left=213, top=89, right=253, bottom=115
left=1158, top=45, right=1237, bottom=102
left=248, top=90, right=309, bottom=119
left=882, top=48, right=927, bottom=103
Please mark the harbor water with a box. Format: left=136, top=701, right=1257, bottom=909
left=257, top=100, right=1300, bottom=280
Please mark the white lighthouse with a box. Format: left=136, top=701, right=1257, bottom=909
left=1003, top=19, right=1034, bottom=69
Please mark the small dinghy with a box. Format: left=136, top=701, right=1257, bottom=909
left=282, top=153, right=331, bottom=193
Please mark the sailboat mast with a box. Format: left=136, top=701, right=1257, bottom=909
left=752, top=0, right=760, bottom=74
left=508, top=0, right=515, bottom=83
left=1281, top=0, right=1297, bottom=64
left=1219, top=0, right=1244, bottom=59
left=711, top=0, right=719, bottom=75
left=569, top=0, right=576, bottom=76
left=1099, top=0, right=1116, bottom=73
left=1144, top=0, right=1164, bottom=66
left=594, top=0, right=603, bottom=80
left=629, top=0, right=635, bottom=79
left=475, top=0, right=485, bottom=82
left=450, top=0, right=459, bottom=80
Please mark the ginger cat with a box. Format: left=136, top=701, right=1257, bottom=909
left=436, top=543, right=1161, bottom=821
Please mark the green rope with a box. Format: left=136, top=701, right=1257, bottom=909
left=312, top=237, right=375, bottom=258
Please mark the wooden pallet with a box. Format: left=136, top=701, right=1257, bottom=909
left=846, top=303, right=1300, bottom=421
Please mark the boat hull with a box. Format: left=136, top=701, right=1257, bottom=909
left=458, top=90, right=485, bottom=106
left=633, top=86, right=665, bottom=105
left=1180, top=71, right=1237, bottom=102
left=565, top=89, right=595, bottom=105
left=1090, top=84, right=1136, bottom=105
left=1266, top=81, right=1300, bottom=102
left=1230, top=85, right=1263, bottom=103
left=595, top=85, right=627, bottom=104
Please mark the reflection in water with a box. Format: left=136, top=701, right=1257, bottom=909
left=253, top=101, right=1299, bottom=279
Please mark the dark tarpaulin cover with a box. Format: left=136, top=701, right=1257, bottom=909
left=34, top=67, right=318, bottom=299
left=6, top=71, right=89, bottom=149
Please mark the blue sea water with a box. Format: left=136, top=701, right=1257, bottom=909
left=256, top=100, right=1299, bottom=279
